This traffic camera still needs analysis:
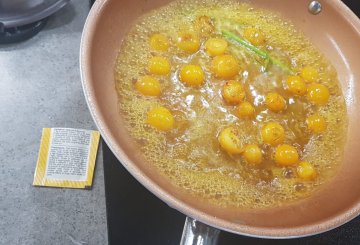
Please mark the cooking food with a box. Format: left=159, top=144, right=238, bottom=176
left=114, top=0, right=347, bottom=209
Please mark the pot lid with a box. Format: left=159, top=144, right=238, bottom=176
left=0, top=0, right=70, bottom=28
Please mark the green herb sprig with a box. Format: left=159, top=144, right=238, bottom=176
left=221, top=30, right=295, bottom=74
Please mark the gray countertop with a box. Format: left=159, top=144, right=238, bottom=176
left=0, top=1, right=107, bottom=244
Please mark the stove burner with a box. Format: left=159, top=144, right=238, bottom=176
left=0, top=18, right=48, bottom=44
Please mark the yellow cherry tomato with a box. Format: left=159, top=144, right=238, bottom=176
left=286, top=76, right=307, bottom=96
left=222, top=81, right=246, bottom=105
left=307, top=83, right=330, bottom=105
left=301, top=66, right=319, bottom=83
left=205, top=38, right=228, bottom=56
left=148, top=56, right=171, bottom=75
left=211, top=55, right=240, bottom=80
left=261, top=122, right=285, bottom=146
left=135, top=76, right=161, bottom=96
left=243, top=144, right=263, bottom=165
left=297, top=161, right=317, bottom=180
left=243, top=27, right=266, bottom=46
left=274, top=144, right=299, bottom=166
left=177, top=31, right=200, bottom=54
left=218, top=127, right=244, bottom=154
left=149, top=33, right=169, bottom=51
left=179, top=65, right=205, bottom=86
left=147, top=107, right=174, bottom=131
left=265, top=92, right=286, bottom=112
left=237, top=101, right=255, bottom=119
left=306, top=115, right=326, bottom=133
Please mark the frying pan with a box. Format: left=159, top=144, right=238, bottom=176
left=80, top=0, right=360, bottom=241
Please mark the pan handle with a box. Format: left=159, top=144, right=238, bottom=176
left=180, top=217, right=221, bottom=245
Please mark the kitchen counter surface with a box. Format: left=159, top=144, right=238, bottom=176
left=0, top=1, right=107, bottom=244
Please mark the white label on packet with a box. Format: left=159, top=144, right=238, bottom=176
left=44, top=128, right=92, bottom=181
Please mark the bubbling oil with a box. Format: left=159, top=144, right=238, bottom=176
left=114, top=0, right=347, bottom=209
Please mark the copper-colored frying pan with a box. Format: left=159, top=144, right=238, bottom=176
left=80, top=0, right=360, bottom=241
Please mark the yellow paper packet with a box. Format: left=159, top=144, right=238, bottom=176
left=33, top=128, right=100, bottom=189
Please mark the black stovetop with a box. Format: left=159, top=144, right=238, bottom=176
left=102, top=1, right=360, bottom=244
